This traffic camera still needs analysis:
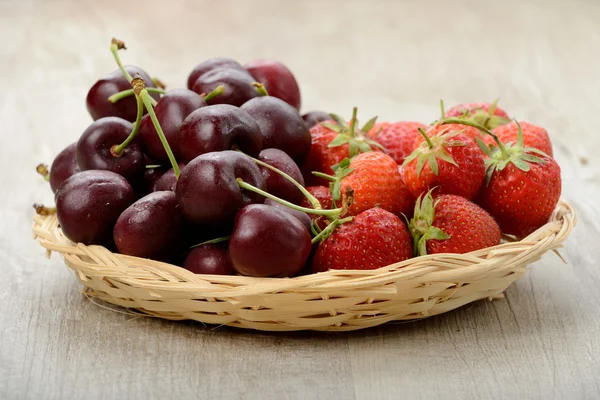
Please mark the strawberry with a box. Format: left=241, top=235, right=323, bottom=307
left=330, top=152, right=414, bottom=217
left=368, top=121, right=426, bottom=164
left=445, top=100, right=510, bottom=130
left=300, top=186, right=333, bottom=230
left=485, top=121, right=553, bottom=157
left=477, top=122, right=562, bottom=237
left=300, top=108, right=382, bottom=186
left=402, top=126, right=485, bottom=200
left=312, top=207, right=413, bottom=272
left=409, top=192, right=501, bottom=255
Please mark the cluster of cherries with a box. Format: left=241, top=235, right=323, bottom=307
left=39, top=39, right=336, bottom=278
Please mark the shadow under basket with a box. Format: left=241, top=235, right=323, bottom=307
left=32, top=201, right=576, bottom=332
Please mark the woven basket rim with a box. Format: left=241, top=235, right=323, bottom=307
left=32, top=200, right=576, bottom=290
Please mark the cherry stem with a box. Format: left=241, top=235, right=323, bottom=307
left=112, top=94, right=143, bottom=155
left=145, top=164, right=162, bottom=169
left=441, top=118, right=510, bottom=158
left=202, top=85, right=225, bottom=102
left=236, top=178, right=343, bottom=218
left=33, top=203, right=56, bottom=216
left=108, top=87, right=165, bottom=104
left=110, top=39, right=133, bottom=83
left=36, top=163, right=50, bottom=182
left=310, top=216, right=354, bottom=244
left=140, top=89, right=180, bottom=178
left=417, top=127, right=434, bottom=149
left=245, top=154, right=322, bottom=209
left=252, top=82, right=269, bottom=96
left=190, top=236, right=230, bottom=249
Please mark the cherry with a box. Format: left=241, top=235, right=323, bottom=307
left=176, top=150, right=266, bottom=226
left=76, top=117, right=145, bottom=183
left=135, top=165, right=168, bottom=197
left=152, top=163, right=185, bottom=192
left=138, top=89, right=206, bottom=163
left=187, top=57, right=245, bottom=90
left=263, top=199, right=311, bottom=232
left=49, top=143, right=80, bottom=193
left=55, top=170, right=136, bottom=245
left=86, top=66, right=159, bottom=122
left=192, top=68, right=259, bottom=107
left=178, top=104, right=263, bottom=164
left=244, top=59, right=301, bottom=110
left=302, top=111, right=330, bottom=128
left=229, top=204, right=311, bottom=277
left=241, top=95, right=311, bottom=164
left=258, top=148, right=305, bottom=204
left=182, top=243, right=235, bottom=275
left=113, top=191, right=183, bottom=261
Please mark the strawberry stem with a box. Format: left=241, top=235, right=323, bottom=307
left=441, top=118, right=510, bottom=159
left=349, top=107, right=358, bottom=135
left=439, top=99, right=446, bottom=120
left=417, top=127, right=434, bottom=149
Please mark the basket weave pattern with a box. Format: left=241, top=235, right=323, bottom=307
left=32, top=201, right=575, bottom=332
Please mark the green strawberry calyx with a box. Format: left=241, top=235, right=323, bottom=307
left=408, top=191, right=450, bottom=256
left=321, top=107, right=385, bottom=157
left=401, top=126, right=467, bottom=177
left=440, top=118, right=550, bottom=185
left=312, top=157, right=354, bottom=202
left=436, top=99, right=510, bottom=130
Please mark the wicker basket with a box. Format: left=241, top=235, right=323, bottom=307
left=32, top=200, right=575, bottom=332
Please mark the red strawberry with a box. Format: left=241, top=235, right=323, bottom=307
left=477, top=122, right=562, bottom=237
left=368, top=121, right=426, bottom=164
left=485, top=121, right=553, bottom=157
left=300, top=186, right=333, bottom=230
left=402, top=126, right=485, bottom=200
left=445, top=100, right=510, bottom=130
left=300, top=108, right=382, bottom=186
left=335, top=152, right=414, bottom=217
left=312, top=207, right=413, bottom=272
left=409, top=192, right=501, bottom=255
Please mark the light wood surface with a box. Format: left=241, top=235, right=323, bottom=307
left=1, top=0, right=599, bottom=399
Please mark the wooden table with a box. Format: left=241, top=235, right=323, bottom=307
left=2, top=0, right=599, bottom=398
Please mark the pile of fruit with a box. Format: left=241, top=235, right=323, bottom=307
left=36, top=39, right=562, bottom=278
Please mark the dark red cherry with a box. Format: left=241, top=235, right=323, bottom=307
left=229, top=204, right=311, bottom=277
left=55, top=170, right=136, bottom=245
left=152, top=163, right=185, bottom=192
left=178, top=104, right=263, bottom=164
left=192, top=68, right=259, bottom=107
left=113, top=191, right=183, bottom=261
left=263, top=199, right=311, bottom=232
left=187, top=58, right=245, bottom=90
left=302, top=111, right=330, bottom=128
left=135, top=165, right=168, bottom=198
left=138, top=89, right=206, bottom=163
left=244, top=59, right=301, bottom=110
left=258, top=148, right=305, bottom=204
left=76, top=117, right=145, bottom=182
left=86, top=66, right=159, bottom=122
left=49, top=143, right=80, bottom=193
left=240, top=96, right=310, bottom=164
left=182, top=243, right=235, bottom=275
left=175, top=151, right=266, bottom=226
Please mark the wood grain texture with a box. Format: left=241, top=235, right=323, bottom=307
left=1, top=0, right=599, bottom=399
